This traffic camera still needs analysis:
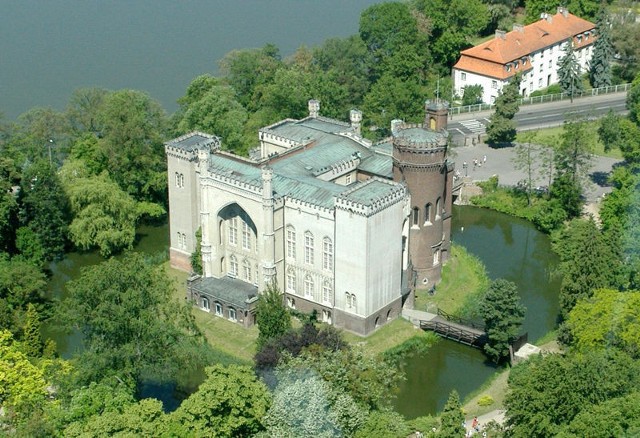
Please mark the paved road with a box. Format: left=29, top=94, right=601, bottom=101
left=447, top=91, right=627, bottom=139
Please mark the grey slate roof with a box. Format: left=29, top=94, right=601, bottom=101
left=166, top=131, right=219, bottom=152
left=190, top=276, right=258, bottom=309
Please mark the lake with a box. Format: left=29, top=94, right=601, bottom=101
left=1, top=0, right=382, bottom=120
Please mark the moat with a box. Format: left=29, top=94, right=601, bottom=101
left=45, top=205, right=560, bottom=418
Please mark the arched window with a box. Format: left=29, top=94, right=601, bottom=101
left=351, top=294, right=357, bottom=312
left=433, top=249, right=440, bottom=266
left=304, top=231, right=314, bottom=265
left=229, top=255, right=238, bottom=277
left=215, top=302, right=222, bottom=316
left=175, top=172, right=180, bottom=187
left=322, top=281, right=332, bottom=303
left=286, top=225, right=296, bottom=259
left=322, top=237, right=333, bottom=271
left=201, top=297, right=210, bottom=311
left=228, top=217, right=238, bottom=245
left=412, top=207, right=419, bottom=226
left=304, top=275, right=314, bottom=297
left=435, top=198, right=442, bottom=220
left=286, top=268, right=296, bottom=293
left=242, top=221, right=251, bottom=250
left=228, top=307, right=237, bottom=321
left=425, top=203, right=432, bottom=225
left=242, top=259, right=251, bottom=282
left=345, top=292, right=351, bottom=308
left=179, top=173, right=185, bottom=188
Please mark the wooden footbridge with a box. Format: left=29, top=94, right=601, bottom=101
left=403, top=308, right=487, bottom=348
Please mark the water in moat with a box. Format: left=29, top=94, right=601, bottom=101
left=394, top=205, right=561, bottom=418
left=45, top=205, right=560, bottom=417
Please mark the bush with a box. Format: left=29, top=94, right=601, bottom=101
left=477, top=395, right=494, bottom=406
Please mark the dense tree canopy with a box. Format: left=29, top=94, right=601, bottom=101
left=62, top=253, right=203, bottom=384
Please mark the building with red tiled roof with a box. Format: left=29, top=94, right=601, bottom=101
left=453, top=7, right=595, bottom=104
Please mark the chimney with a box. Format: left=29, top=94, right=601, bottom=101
left=350, top=109, right=362, bottom=135
left=512, top=23, right=524, bottom=33
left=540, top=12, right=552, bottom=23
left=308, top=99, right=320, bottom=118
left=495, top=30, right=506, bottom=40
left=390, top=119, right=404, bottom=136
left=557, top=6, right=569, bottom=17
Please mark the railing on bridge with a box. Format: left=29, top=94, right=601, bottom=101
left=449, top=83, right=631, bottom=116
left=420, top=320, right=487, bottom=347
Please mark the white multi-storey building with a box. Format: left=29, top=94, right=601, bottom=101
left=165, top=100, right=454, bottom=336
left=453, top=7, right=595, bottom=104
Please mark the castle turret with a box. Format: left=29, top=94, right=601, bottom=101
left=392, top=105, right=452, bottom=288
left=350, top=109, right=362, bottom=135
left=425, top=99, right=449, bottom=131
left=308, top=99, right=320, bottom=118
left=260, top=167, right=276, bottom=290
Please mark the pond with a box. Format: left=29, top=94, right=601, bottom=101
left=44, top=206, right=561, bottom=418
left=393, top=205, right=561, bottom=418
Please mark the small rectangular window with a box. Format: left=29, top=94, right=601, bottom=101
left=461, top=72, right=467, bottom=81
left=491, top=80, right=497, bottom=89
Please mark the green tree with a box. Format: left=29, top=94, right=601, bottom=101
left=22, top=303, right=43, bottom=358
left=0, top=158, right=18, bottom=253
left=566, top=288, right=640, bottom=357
left=557, top=41, right=584, bottom=102
left=177, top=81, right=249, bottom=154
left=480, top=279, right=525, bottom=363
left=461, top=85, right=484, bottom=105
left=354, top=411, right=410, bottom=438
left=0, top=330, right=48, bottom=424
left=512, top=131, right=541, bottom=205
left=486, top=75, right=521, bottom=144
left=261, top=370, right=350, bottom=438
left=551, top=116, right=595, bottom=218
left=627, top=73, right=640, bottom=126
left=589, top=8, right=614, bottom=88
left=61, top=253, right=202, bottom=384
left=18, top=159, right=70, bottom=263
left=218, top=45, right=283, bottom=110
left=66, top=87, right=108, bottom=136
left=505, top=350, right=640, bottom=437
left=60, top=160, right=164, bottom=257
left=0, top=256, right=47, bottom=335
left=255, top=283, right=291, bottom=349
left=552, top=218, right=622, bottom=318
left=96, top=89, right=168, bottom=205
left=439, top=390, right=465, bottom=437
left=171, top=364, right=271, bottom=437
left=559, top=391, right=640, bottom=437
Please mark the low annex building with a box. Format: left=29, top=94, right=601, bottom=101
left=453, top=7, right=595, bottom=104
left=165, top=100, right=454, bottom=336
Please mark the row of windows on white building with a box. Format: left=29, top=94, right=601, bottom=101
left=227, top=217, right=255, bottom=251
left=200, top=297, right=237, bottom=321
left=286, top=226, right=333, bottom=270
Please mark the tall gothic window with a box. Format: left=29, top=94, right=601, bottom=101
left=242, top=221, right=251, bottom=250
left=304, top=275, right=314, bottom=297
left=412, top=207, right=419, bottom=226
left=286, top=226, right=296, bottom=259
left=425, top=203, right=432, bottom=224
left=243, top=259, right=251, bottom=282
left=286, top=268, right=296, bottom=293
left=322, top=237, right=333, bottom=271
left=304, top=231, right=314, bottom=265
left=435, top=198, right=442, bottom=220
left=322, top=281, right=332, bottom=303
left=228, top=217, right=238, bottom=245
left=229, top=255, right=238, bottom=277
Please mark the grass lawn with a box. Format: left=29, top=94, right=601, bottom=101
left=517, top=126, right=623, bottom=159
left=462, top=368, right=510, bottom=417
left=165, top=263, right=258, bottom=364
left=414, top=244, right=489, bottom=318
left=342, top=318, right=429, bottom=356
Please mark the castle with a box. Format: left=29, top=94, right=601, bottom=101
left=165, top=100, right=453, bottom=335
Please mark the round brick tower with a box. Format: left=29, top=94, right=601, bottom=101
left=392, top=100, right=453, bottom=288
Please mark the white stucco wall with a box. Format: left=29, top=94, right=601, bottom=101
left=167, top=152, right=200, bottom=255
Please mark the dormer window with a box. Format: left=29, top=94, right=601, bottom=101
left=515, top=62, right=519, bottom=69
left=523, top=57, right=528, bottom=65
left=506, top=64, right=511, bottom=72
left=577, top=35, right=582, bottom=43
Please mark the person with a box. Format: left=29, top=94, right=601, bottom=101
left=483, top=154, right=487, bottom=164
left=472, top=416, right=479, bottom=432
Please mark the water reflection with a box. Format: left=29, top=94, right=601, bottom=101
left=394, top=206, right=560, bottom=418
